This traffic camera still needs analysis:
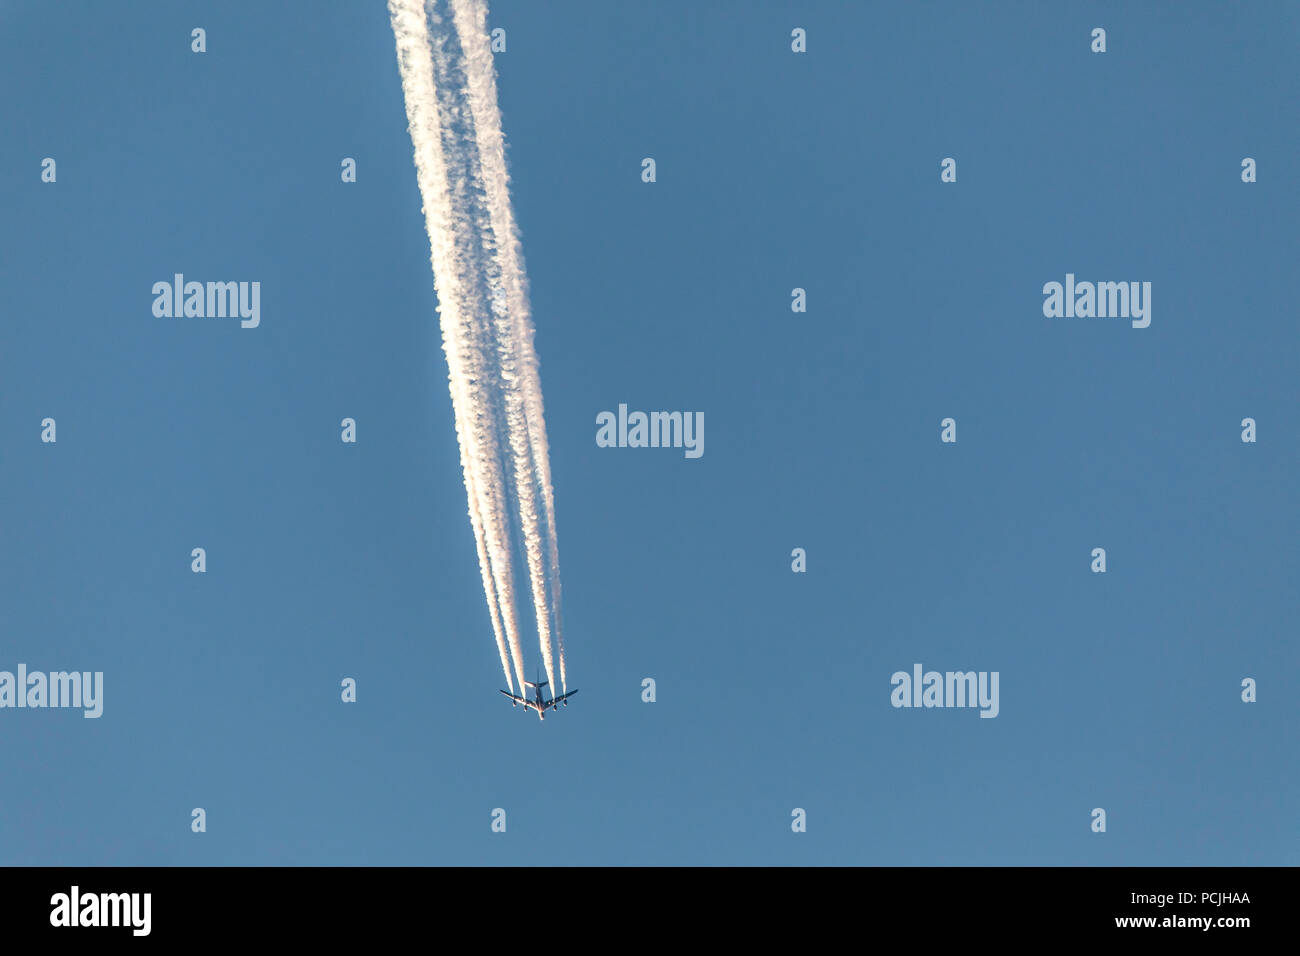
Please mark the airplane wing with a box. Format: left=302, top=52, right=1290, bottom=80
left=548, top=690, right=578, bottom=710
left=499, top=690, right=531, bottom=707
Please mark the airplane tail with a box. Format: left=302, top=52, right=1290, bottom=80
left=524, top=680, right=548, bottom=689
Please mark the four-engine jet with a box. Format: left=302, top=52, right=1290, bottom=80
left=499, top=676, right=577, bottom=721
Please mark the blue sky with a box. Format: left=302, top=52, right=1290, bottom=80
left=0, top=1, right=1296, bottom=865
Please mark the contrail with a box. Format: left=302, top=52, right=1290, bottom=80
left=390, top=0, right=566, bottom=695
left=389, top=0, right=525, bottom=693
left=449, top=0, right=566, bottom=694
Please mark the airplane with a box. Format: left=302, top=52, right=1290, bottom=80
left=499, top=674, right=577, bottom=721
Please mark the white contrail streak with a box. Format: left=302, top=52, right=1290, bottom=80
left=449, top=0, right=565, bottom=694
left=389, top=0, right=526, bottom=694
left=390, top=0, right=566, bottom=696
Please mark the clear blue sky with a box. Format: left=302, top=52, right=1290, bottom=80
left=1, top=1, right=1295, bottom=865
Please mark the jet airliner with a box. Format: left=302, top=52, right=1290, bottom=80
left=499, top=676, right=577, bottom=720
